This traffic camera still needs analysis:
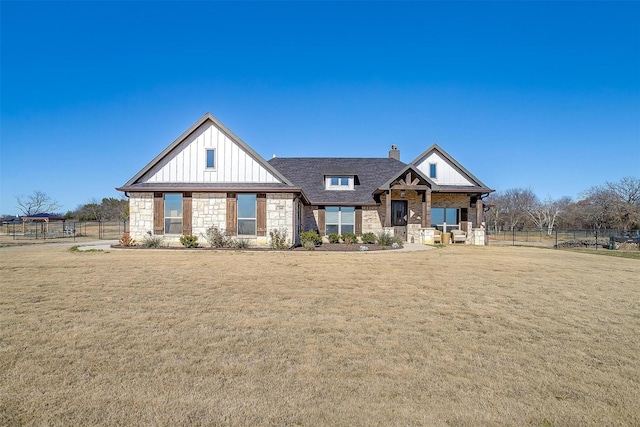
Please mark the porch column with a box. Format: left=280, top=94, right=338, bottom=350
left=384, top=189, right=392, bottom=227
left=425, top=189, right=432, bottom=227
left=421, top=191, right=427, bottom=228
left=476, top=198, right=483, bottom=226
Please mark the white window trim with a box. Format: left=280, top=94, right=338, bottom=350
left=325, top=206, right=355, bottom=235
left=325, top=176, right=355, bottom=190
left=164, top=193, right=183, bottom=235
left=429, top=163, right=437, bottom=179
left=237, top=194, right=257, bottom=236
left=205, top=148, right=216, bottom=170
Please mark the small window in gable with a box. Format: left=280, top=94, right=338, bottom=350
left=206, top=149, right=215, bottom=169
left=429, top=163, right=437, bottom=179
left=326, top=176, right=353, bottom=190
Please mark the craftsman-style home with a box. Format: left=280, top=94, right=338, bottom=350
left=117, top=113, right=493, bottom=246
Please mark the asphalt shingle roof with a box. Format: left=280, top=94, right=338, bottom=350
left=268, top=157, right=407, bottom=205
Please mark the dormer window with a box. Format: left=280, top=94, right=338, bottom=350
left=326, top=175, right=354, bottom=190
left=331, top=177, right=349, bottom=186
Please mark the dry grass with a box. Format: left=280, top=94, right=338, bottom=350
left=1, top=245, right=638, bottom=426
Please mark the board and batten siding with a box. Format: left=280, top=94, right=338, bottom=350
left=140, top=122, right=281, bottom=184
left=414, top=152, right=474, bottom=186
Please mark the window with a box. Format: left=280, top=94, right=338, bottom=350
left=237, top=194, right=256, bottom=235
left=429, top=163, right=437, bottom=179
left=326, top=176, right=353, bottom=190
left=206, top=149, right=215, bottom=169
left=331, top=177, right=349, bottom=186
left=164, top=193, right=183, bottom=234
left=431, top=207, right=458, bottom=230
left=325, top=206, right=355, bottom=235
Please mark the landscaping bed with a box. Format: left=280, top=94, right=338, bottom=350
left=111, top=243, right=398, bottom=251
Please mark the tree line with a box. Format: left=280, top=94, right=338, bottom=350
left=484, top=177, right=640, bottom=234
left=11, top=191, right=128, bottom=222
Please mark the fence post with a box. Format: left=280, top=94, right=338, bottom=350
left=512, top=228, right=515, bottom=246
left=595, top=229, right=598, bottom=250
left=555, top=229, right=558, bottom=249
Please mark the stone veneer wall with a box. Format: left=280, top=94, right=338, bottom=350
left=128, top=192, right=154, bottom=240
left=362, top=208, right=383, bottom=235
left=265, top=193, right=295, bottom=246
left=192, top=192, right=227, bottom=240
left=303, top=206, right=320, bottom=233
left=129, top=192, right=295, bottom=246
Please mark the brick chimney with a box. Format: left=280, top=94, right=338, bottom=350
left=388, top=144, right=400, bottom=161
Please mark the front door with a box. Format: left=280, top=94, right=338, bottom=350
left=391, top=200, right=408, bottom=241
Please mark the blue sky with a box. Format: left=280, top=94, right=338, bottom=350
left=1, top=1, right=639, bottom=215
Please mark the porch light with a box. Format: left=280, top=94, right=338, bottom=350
left=400, top=190, right=405, bottom=198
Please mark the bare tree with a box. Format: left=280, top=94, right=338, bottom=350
left=505, top=188, right=538, bottom=230
left=15, top=191, right=61, bottom=216
left=484, top=193, right=505, bottom=233
left=582, top=177, right=640, bottom=230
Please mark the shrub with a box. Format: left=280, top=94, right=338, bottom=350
left=119, top=232, right=136, bottom=247
left=269, top=228, right=290, bottom=249
left=202, top=226, right=232, bottom=248
left=232, top=238, right=252, bottom=249
left=376, top=231, right=395, bottom=247
left=299, top=230, right=322, bottom=250
left=376, top=232, right=403, bottom=248
left=341, top=231, right=357, bottom=245
left=327, top=232, right=340, bottom=244
left=179, top=234, right=199, bottom=248
left=361, top=232, right=376, bottom=244
left=141, top=233, right=164, bottom=248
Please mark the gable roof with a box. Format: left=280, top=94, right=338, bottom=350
left=117, top=113, right=294, bottom=191
left=268, top=157, right=407, bottom=205
left=410, top=143, right=491, bottom=190
left=376, top=163, right=440, bottom=192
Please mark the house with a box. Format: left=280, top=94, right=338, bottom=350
left=117, top=113, right=493, bottom=246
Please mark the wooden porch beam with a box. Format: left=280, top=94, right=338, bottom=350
left=391, top=184, right=430, bottom=190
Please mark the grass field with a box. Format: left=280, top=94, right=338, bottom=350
left=1, top=245, right=638, bottom=426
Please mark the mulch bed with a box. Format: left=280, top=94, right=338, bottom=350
left=111, top=243, right=398, bottom=252
left=291, top=243, right=394, bottom=251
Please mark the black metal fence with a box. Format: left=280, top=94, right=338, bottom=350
left=488, top=228, right=640, bottom=250
left=2, top=220, right=128, bottom=241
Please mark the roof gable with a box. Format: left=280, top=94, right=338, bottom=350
left=376, top=164, right=439, bottom=192
left=410, top=144, right=490, bottom=189
left=120, top=113, right=293, bottom=189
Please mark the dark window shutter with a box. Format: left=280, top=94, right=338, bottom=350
left=153, top=193, right=164, bottom=235
left=257, top=193, right=267, bottom=236
left=317, top=207, right=325, bottom=235
left=226, top=193, right=237, bottom=236
left=355, top=207, right=362, bottom=235
left=182, top=193, right=192, bottom=235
